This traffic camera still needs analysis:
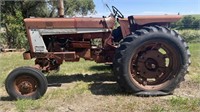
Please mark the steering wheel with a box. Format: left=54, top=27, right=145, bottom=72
left=112, top=6, right=124, bottom=18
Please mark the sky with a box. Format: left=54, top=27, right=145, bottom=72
left=93, top=0, right=200, bottom=17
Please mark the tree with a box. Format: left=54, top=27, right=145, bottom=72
left=192, top=18, right=200, bottom=29
left=66, top=0, right=95, bottom=16
left=171, top=15, right=200, bottom=30
left=1, top=0, right=49, bottom=48
left=47, top=0, right=95, bottom=17
left=0, top=0, right=95, bottom=48
left=171, top=19, right=183, bottom=29
left=181, top=15, right=195, bottom=29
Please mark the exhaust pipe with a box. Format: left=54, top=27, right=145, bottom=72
left=58, top=0, right=64, bottom=17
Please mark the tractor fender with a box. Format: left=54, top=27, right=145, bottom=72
left=119, top=15, right=182, bottom=37
left=130, top=15, right=182, bottom=25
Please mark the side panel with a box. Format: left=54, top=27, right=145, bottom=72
left=29, top=29, right=48, bottom=52
left=38, top=28, right=110, bottom=35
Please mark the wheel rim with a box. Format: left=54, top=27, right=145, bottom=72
left=14, top=75, right=38, bottom=96
left=129, top=40, right=180, bottom=90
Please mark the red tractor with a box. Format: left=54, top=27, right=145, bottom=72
left=5, top=4, right=190, bottom=99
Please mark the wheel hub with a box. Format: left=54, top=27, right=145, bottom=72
left=18, top=81, right=34, bottom=95
left=137, top=50, right=166, bottom=79
left=15, top=76, right=37, bottom=95
left=145, top=58, right=158, bottom=70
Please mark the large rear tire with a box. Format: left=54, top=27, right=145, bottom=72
left=5, top=67, right=48, bottom=100
left=113, top=26, right=190, bottom=96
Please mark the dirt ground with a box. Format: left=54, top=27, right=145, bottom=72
left=0, top=51, right=200, bottom=112
left=0, top=73, right=200, bottom=112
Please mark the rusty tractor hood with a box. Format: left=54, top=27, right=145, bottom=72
left=24, top=17, right=115, bottom=29
left=129, top=15, right=182, bottom=25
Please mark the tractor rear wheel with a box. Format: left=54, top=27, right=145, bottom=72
left=113, top=26, right=190, bottom=96
left=5, top=67, right=48, bottom=100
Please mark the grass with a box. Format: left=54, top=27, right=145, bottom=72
left=190, top=14, right=200, bottom=19
left=179, top=30, right=200, bottom=43
left=0, top=43, right=200, bottom=112
left=148, top=96, right=200, bottom=112
left=15, top=99, right=41, bottom=112
left=0, top=53, right=33, bottom=85
left=12, top=81, right=91, bottom=112
left=150, top=105, right=165, bottom=112
left=187, top=43, right=200, bottom=83
left=59, top=59, right=111, bottom=75
left=45, top=81, right=90, bottom=99
left=169, top=96, right=200, bottom=112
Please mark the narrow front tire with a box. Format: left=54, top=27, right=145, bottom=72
left=5, top=67, right=48, bottom=100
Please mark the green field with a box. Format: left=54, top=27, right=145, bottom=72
left=0, top=43, right=200, bottom=112
left=190, top=14, right=200, bottom=19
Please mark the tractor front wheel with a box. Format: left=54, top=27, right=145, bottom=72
left=113, top=26, right=190, bottom=96
left=5, top=67, right=48, bottom=100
